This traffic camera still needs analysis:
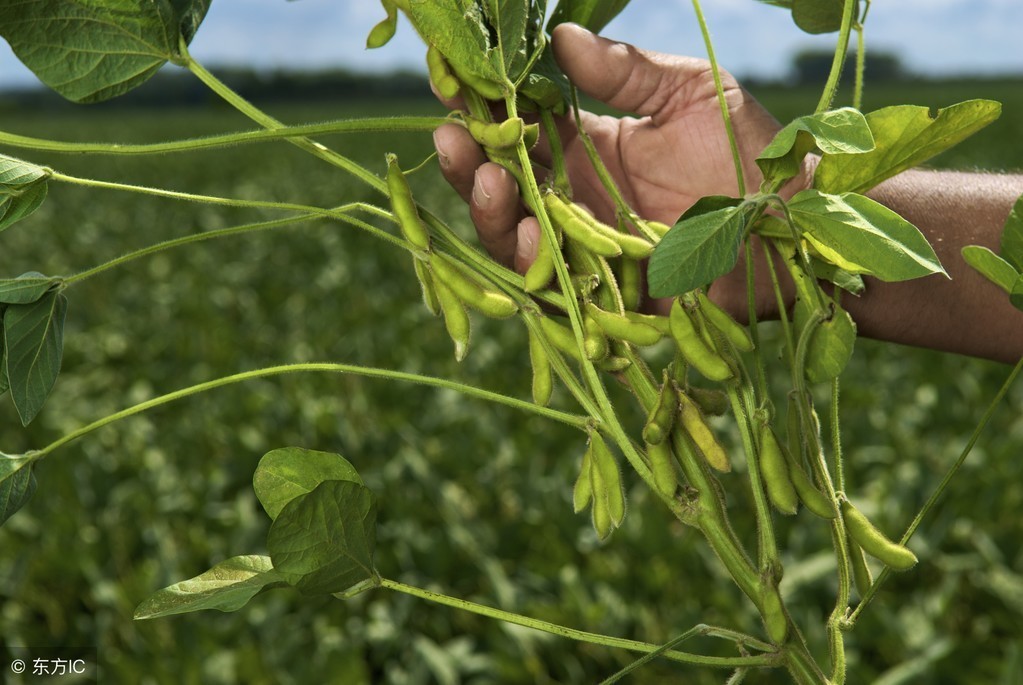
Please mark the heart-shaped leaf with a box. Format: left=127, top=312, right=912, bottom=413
left=268, top=481, right=379, bottom=595
left=757, top=108, right=874, bottom=186
left=134, top=555, right=287, bottom=620
left=253, top=447, right=364, bottom=521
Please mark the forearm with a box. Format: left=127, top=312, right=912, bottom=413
left=848, top=169, right=1023, bottom=363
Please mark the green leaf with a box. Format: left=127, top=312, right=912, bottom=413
left=0, top=273, right=62, bottom=305
left=792, top=0, right=857, bottom=34
left=0, top=464, right=37, bottom=527
left=811, top=258, right=865, bottom=296
left=815, top=100, right=1002, bottom=194
left=757, top=108, right=874, bottom=185
left=133, top=555, right=287, bottom=620
left=0, top=0, right=210, bottom=103
left=1000, top=195, right=1023, bottom=273
left=801, top=305, right=857, bottom=383
left=548, top=0, right=632, bottom=33
left=267, top=481, right=379, bottom=595
left=409, top=0, right=504, bottom=94
left=1011, top=277, right=1023, bottom=312
left=519, top=44, right=570, bottom=113
left=647, top=198, right=746, bottom=298
left=788, top=190, right=946, bottom=281
left=961, top=246, right=1020, bottom=294
left=4, top=291, right=69, bottom=426
left=0, top=327, right=8, bottom=397
left=482, top=0, right=531, bottom=80
left=0, top=153, right=49, bottom=188
left=253, top=447, right=364, bottom=521
left=0, top=181, right=48, bottom=233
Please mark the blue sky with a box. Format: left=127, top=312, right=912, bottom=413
left=1, top=0, right=1021, bottom=91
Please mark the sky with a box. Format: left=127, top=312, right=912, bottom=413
left=0, top=0, right=1021, bottom=92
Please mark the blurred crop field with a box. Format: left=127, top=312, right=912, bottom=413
left=1, top=77, right=1022, bottom=685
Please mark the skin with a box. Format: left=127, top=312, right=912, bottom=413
left=433, top=23, right=1023, bottom=364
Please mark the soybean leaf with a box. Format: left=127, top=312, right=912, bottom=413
left=0, top=330, right=8, bottom=396
left=0, top=153, right=49, bottom=188
left=0, top=273, right=62, bottom=305
left=0, top=181, right=48, bottom=233
left=4, top=291, right=69, bottom=426
left=757, top=108, right=874, bottom=186
left=647, top=198, right=746, bottom=298
left=409, top=0, right=503, bottom=93
left=815, top=100, right=1002, bottom=194
left=267, top=481, right=379, bottom=595
left=253, top=447, right=364, bottom=521
left=792, top=0, right=857, bottom=34
left=0, top=0, right=210, bottom=103
left=788, top=190, right=946, bottom=281
left=1012, top=278, right=1023, bottom=312
left=0, top=464, right=37, bottom=526
left=134, top=556, right=287, bottom=620
left=519, top=45, right=570, bottom=112
left=961, top=246, right=1019, bottom=294
left=548, top=0, right=632, bottom=33
left=1000, top=195, right=1023, bottom=272
left=482, top=0, right=531, bottom=81
left=812, top=258, right=865, bottom=296
left=800, top=305, right=857, bottom=383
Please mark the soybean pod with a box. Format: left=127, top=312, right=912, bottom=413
left=429, top=253, right=518, bottom=319
left=425, top=45, right=460, bottom=100
left=573, top=447, right=593, bottom=513
left=677, top=388, right=731, bottom=473
left=697, top=291, right=754, bottom=353
left=758, top=423, right=799, bottom=516
left=645, top=439, right=679, bottom=498
left=669, top=298, right=733, bottom=382
left=527, top=326, right=553, bottom=407
left=590, top=432, right=626, bottom=528
left=465, top=116, right=525, bottom=150
left=842, top=500, right=918, bottom=571
left=412, top=257, right=441, bottom=316
left=585, top=302, right=663, bottom=347
left=524, top=230, right=557, bottom=293
left=564, top=201, right=655, bottom=260
left=619, top=257, right=642, bottom=312
left=642, top=371, right=678, bottom=445
left=386, top=154, right=430, bottom=251
left=434, top=277, right=471, bottom=361
left=848, top=534, right=874, bottom=598
left=544, top=193, right=623, bottom=258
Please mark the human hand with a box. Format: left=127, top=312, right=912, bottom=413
left=433, top=23, right=804, bottom=317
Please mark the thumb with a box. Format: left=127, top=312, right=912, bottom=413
left=551, top=23, right=713, bottom=118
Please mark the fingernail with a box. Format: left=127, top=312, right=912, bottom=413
left=516, top=226, right=535, bottom=263
left=472, top=170, right=491, bottom=209
left=433, top=130, right=450, bottom=169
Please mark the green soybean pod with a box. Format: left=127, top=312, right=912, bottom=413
left=848, top=533, right=874, bottom=598
left=527, top=326, right=553, bottom=407
left=758, top=424, right=799, bottom=516
left=590, top=433, right=626, bottom=527
left=366, top=3, right=398, bottom=49
left=523, top=122, right=540, bottom=150
left=412, top=257, right=441, bottom=316
left=642, top=372, right=677, bottom=445
left=434, top=277, right=470, bottom=361
left=669, top=299, right=733, bottom=382
left=386, top=154, right=430, bottom=251
left=842, top=500, right=918, bottom=571
left=624, top=311, right=670, bottom=336
left=544, top=194, right=623, bottom=258
left=588, top=452, right=613, bottom=540
left=760, top=585, right=789, bottom=644
left=430, top=253, right=518, bottom=319
left=597, top=356, right=632, bottom=372
left=620, top=257, right=642, bottom=312
left=583, top=314, right=609, bottom=362
left=573, top=447, right=593, bottom=514
left=466, top=116, right=525, bottom=150
left=524, top=231, right=556, bottom=293
left=564, top=202, right=655, bottom=260
left=646, top=439, right=678, bottom=498
left=425, top=45, right=460, bottom=100
left=677, top=389, right=731, bottom=473
left=688, top=386, right=729, bottom=417
left=539, top=316, right=584, bottom=363
left=697, top=291, right=754, bottom=353
left=586, top=302, right=662, bottom=347
left=644, top=220, right=673, bottom=239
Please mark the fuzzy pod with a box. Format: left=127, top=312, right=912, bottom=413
left=585, top=302, right=662, bottom=347
left=434, top=277, right=470, bottom=361
left=412, top=257, right=441, bottom=316
left=677, top=389, right=731, bottom=473
left=760, top=585, right=789, bottom=644
left=425, top=45, right=460, bottom=99
left=386, top=154, right=430, bottom=251
left=583, top=314, right=610, bottom=362
left=784, top=449, right=837, bottom=519
left=524, top=231, right=557, bottom=293
left=688, top=386, right=729, bottom=417
left=669, top=299, right=733, bottom=382
left=544, top=193, right=623, bottom=258
left=588, top=453, right=613, bottom=540
left=758, top=424, right=799, bottom=516
left=644, top=220, right=673, bottom=239
left=624, top=311, right=670, bottom=336
left=527, top=326, right=553, bottom=407
left=619, top=257, right=642, bottom=312
left=646, top=439, right=679, bottom=498
left=697, top=291, right=755, bottom=353
left=539, top=316, right=583, bottom=363
left=564, top=202, right=655, bottom=260
left=642, top=373, right=678, bottom=445
left=466, top=116, right=525, bottom=150
left=430, top=253, right=518, bottom=319
left=842, top=500, right=918, bottom=571
left=590, top=433, right=626, bottom=528
left=573, top=446, right=593, bottom=514
left=848, top=534, right=874, bottom=598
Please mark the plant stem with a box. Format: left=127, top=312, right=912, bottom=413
left=690, top=0, right=746, bottom=197
left=33, top=363, right=591, bottom=460
left=853, top=24, right=866, bottom=111
left=0, top=118, right=448, bottom=156
left=847, top=354, right=1023, bottom=625
left=815, top=0, right=859, bottom=113
left=378, top=578, right=779, bottom=669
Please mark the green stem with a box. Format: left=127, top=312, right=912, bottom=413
left=847, top=354, right=1023, bottom=625
left=0, top=118, right=448, bottom=156
left=63, top=205, right=388, bottom=286
left=853, top=24, right=866, bottom=111
left=540, top=108, right=571, bottom=195
left=600, top=624, right=775, bottom=684
left=814, top=0, right=859, bottom=113
left=33, top=363, right=590, bottom=460
left=378, top=579, right=778, bottom=669
left=744, top=239, right=769, bottom=402
left=690, top=0, right=746, bottom=197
